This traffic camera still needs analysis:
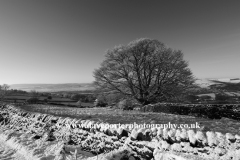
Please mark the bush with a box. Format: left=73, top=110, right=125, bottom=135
left=206, top=106, right=221, bottom=119
left=118, top=99, right=135, bottom=110
left=94, top=99, right=108, bottom=107
left=199, top=95, right=212, bottom=101
left=44, top=99, right=48, bottom=103
left=26, top=97, right=39, bottom=104
left=215, top=94, right=231, bottom=101
left=184, top=95, right=198, bottom=103
left=140, top=103, right=240, bottom=120
left=70, top=94, right=81, bottom=100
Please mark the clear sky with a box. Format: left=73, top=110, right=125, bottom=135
left=0, top=0, right=240, bottom=84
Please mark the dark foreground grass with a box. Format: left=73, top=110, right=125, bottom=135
left=18, top=104, right=240, bottom=135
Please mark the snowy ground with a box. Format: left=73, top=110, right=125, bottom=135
left=0, top=139, right=26, bottom=160
left=1, top=104, right=240, bottom=160
left=0, top=128, right=96, bottom=160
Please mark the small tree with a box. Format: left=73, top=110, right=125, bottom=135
left=30, top=90, right=39, bottom=98
left=63, top=93, right=70, bottom=98
left=82, top=97, right=89, bottom=103
left=0, top=84, right=10, bottom=101
left=47, top=96, right=52, bottom=100
left=76, top=100, right=82, bottom=107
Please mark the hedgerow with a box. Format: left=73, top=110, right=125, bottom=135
left=140, top=103, right=240, bottom=120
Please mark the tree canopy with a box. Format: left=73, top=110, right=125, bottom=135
left=93, top=38, right=195, bottom=105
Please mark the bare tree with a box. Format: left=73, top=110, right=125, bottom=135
left=0, top=84, right=10, bottom=101
left=93, top=38, right=195, bottom=105
left=30, top=90, right=39, bottom=98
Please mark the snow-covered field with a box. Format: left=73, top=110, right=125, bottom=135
left=1, top=104, right=240, bottom=160
left=0, top=128, right=97, bottom=160
left=0, top=136, right=26, bottom=160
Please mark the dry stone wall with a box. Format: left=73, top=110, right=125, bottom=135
left=0, top=104, right=240, bottom=160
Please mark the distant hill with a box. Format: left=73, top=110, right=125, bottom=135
left=10, top=83, right=95, bottom=92
left=195, top=78, right=240, bottom=98
left=9, top=78, right=240, bottom=93
left=195, top=78, right=240, bottom=88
